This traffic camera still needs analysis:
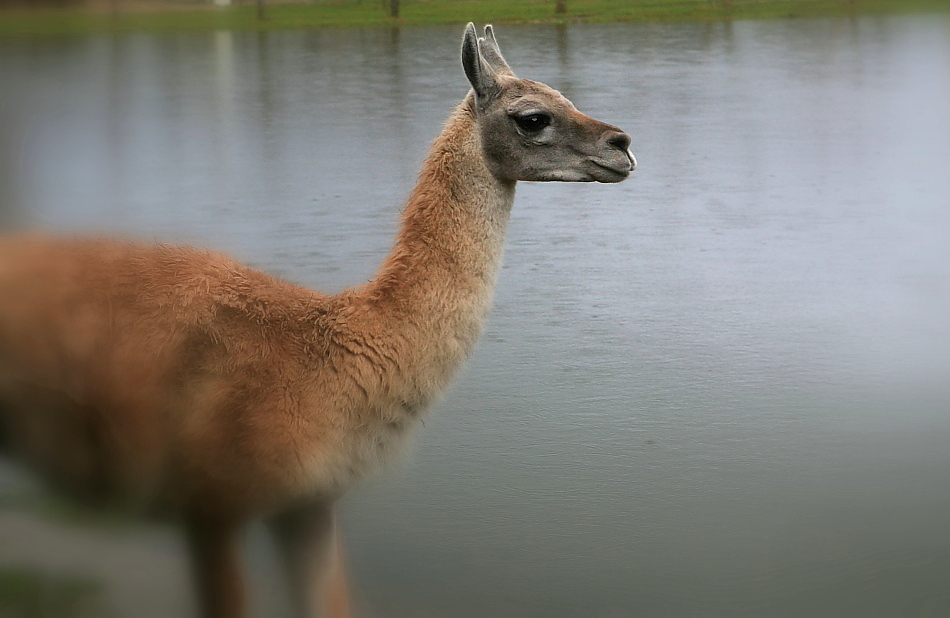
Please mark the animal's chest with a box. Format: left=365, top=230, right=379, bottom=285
left=299, top=404, right=418, bottom=497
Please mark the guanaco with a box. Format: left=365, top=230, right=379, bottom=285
left=0, top=23, right=634, bottom=618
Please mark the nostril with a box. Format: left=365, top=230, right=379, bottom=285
left=606, top=131, right=632, bottom=152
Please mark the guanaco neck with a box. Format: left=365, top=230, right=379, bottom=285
left=341, top=95, right=515, bottom=409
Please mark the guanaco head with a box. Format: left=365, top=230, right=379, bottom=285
left=461, top=23, right=636, bottom=184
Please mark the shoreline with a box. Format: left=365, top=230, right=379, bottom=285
left=0, top=0, right=945, bottom=38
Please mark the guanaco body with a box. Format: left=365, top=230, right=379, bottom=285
left=0, top=24, right=634, bottom=618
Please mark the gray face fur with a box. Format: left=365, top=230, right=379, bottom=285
left=461, top=23, right=636, bottom=183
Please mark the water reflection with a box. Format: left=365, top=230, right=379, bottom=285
left=1, top=16, right=949, bottom=618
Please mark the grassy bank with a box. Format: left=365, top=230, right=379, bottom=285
left=0, top=0, right=945, bottom=37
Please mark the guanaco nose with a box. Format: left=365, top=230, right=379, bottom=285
left=606, top=130, right=631, bottom=152
left=605, top=130, right=636, bottom=171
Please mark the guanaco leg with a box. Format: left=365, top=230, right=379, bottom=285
left=269, top=500, right=349, bottom=618
left=185, top=515, right=248, bottom=618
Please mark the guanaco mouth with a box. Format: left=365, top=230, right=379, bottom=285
left=591, top=159, right=632, bottom=182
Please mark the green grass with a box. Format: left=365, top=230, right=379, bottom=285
left=0, top=0, right=946, bottom=37
left=0, top=567, right=106, bottom=618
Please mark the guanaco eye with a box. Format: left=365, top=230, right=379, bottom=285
left=513, top=113, right=551, bottom=133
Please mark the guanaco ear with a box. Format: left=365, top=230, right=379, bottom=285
left=462, top=22, right=502, bottom=102
left=480, top=25, right=515, bottom=77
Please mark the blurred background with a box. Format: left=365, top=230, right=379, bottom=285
left=1, top=4, right=949, bottom=618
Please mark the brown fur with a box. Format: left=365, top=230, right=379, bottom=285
left=0, top=24, right=632, bottom=618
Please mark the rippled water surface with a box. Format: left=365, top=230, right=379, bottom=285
left=1, top=16, right=949, bottom=617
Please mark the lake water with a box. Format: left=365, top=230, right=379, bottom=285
left=1, top=15, right=949, bottom=618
